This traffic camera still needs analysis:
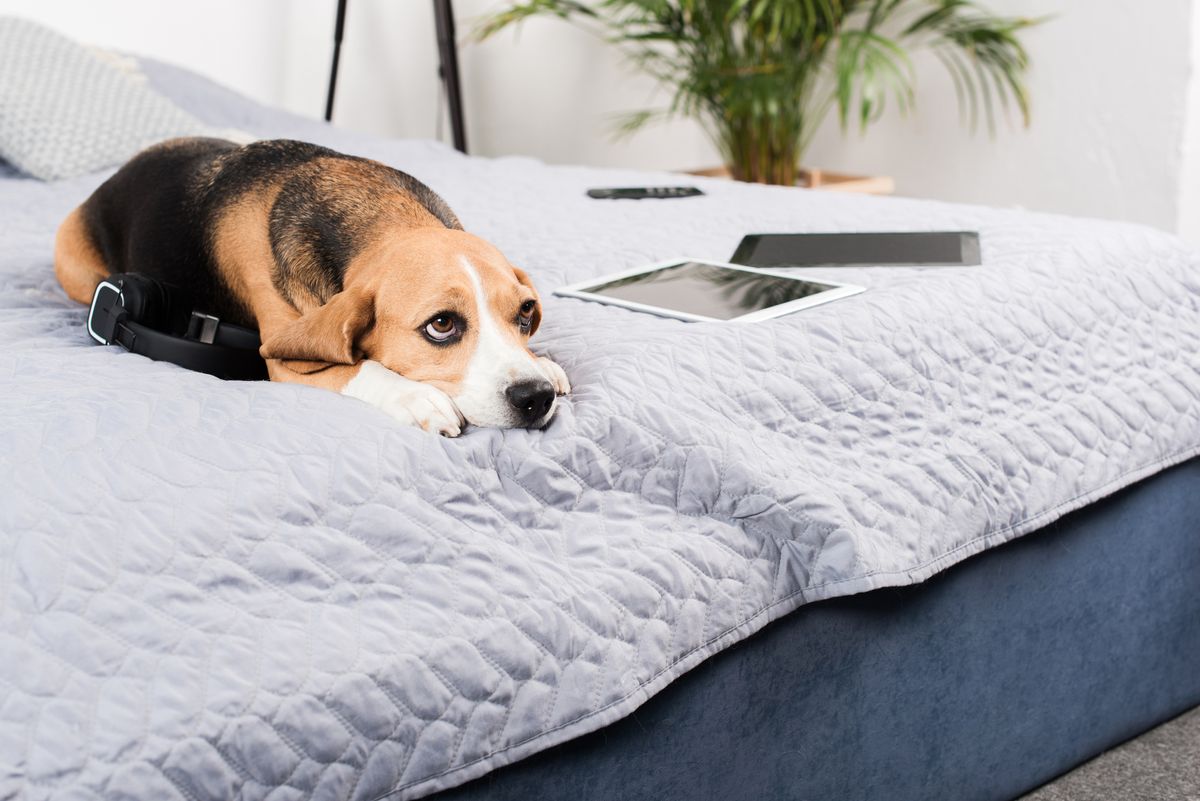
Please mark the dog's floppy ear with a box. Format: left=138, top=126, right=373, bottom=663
left=259, top=287, right=374, bottom=373
left=512, top=266, right=542, bottom=337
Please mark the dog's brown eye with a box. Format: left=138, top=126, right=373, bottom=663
left=518, top=300, right=536, bottom=330
left=423, top=315, right=459, bottom=343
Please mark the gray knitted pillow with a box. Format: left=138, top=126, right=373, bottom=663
left=0, top=16, right=219, bottom=180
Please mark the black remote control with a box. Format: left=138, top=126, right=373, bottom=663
left=586, top=186, right=705, bottom=200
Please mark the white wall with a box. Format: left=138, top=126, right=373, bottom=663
left=2, top=0, right=1198, bottom=243
left=804, top=0, right=1193, bottom=232
left=278, top=0, right=722, bottom=173
left=0, top=0, right=294, bottom=108
left=279, top=0, right=441, bottom=144
left=1178, top=3, right=1200, bottom=244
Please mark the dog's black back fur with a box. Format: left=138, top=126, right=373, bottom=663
left=83, top=138, right=242, bottom=321
left=81, top=138, right=462, bottom=328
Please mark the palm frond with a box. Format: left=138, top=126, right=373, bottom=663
left=471, top=0, right=600, bottom=41
left=900, top=1, right=1040, bottom=129
left=833, top=29, right=915, bottom=131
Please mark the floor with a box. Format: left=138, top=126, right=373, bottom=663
left=1019, top=705, right=1200, bottom=800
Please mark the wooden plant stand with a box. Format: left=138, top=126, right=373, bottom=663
left=687, top=166, right=895, bottom=195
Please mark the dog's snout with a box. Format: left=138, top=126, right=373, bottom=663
left=505, top=380, right=555, bottom=426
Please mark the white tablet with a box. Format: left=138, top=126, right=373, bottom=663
left=554, top=258, right=865, bottom=322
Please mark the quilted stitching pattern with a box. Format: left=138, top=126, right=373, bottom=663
left=1, top=61, right=1199, bottom=801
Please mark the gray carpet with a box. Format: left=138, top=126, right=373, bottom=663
left=1019, top=705, right=1200, bottom=800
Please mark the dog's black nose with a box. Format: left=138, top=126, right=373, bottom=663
left=506, top=380, right=556, bottom=426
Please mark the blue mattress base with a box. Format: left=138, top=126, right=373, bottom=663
left=433, top=458, right=1200, bottom=801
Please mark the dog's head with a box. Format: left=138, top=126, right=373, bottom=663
left=260, top=228, right=559, bottom=429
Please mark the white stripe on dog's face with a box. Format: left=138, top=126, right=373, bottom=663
left=339, top=229, right=560, bottom=430
left=451, top=256, right=557, bottom=428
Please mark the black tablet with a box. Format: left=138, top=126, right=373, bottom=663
left=731, top=232, right=981, bottom=268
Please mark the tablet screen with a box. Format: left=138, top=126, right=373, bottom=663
left=576, top=261, right=840, bottom=321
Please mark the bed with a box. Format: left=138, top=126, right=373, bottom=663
left=1, top=54, right=1198, bottom=801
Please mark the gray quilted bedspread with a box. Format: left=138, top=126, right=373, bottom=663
left=2, top=61, right=1198, bottom=801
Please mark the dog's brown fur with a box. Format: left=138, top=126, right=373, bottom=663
left=54, top=206, right=108, bottom=305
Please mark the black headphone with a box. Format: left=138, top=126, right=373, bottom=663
left=87, top=273, right=268, bottom=381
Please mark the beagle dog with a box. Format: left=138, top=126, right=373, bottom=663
left=54, top=137, right=569, bottom=436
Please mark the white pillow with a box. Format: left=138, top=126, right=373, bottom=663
left=0, top=16, right=216, bottom=180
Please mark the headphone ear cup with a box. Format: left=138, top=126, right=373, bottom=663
left=109, top=273, right=188, bottom=333
left=109, top=273, right=153, bottom=324
left=153, top=279, right=191, bottom=331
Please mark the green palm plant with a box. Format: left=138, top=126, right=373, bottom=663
left=477, top=0, right=1041, bottom=186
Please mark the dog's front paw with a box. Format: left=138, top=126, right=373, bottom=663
left=343, top=361, right=465, bottom=437
left=536, top=356, right=571, bottom=396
